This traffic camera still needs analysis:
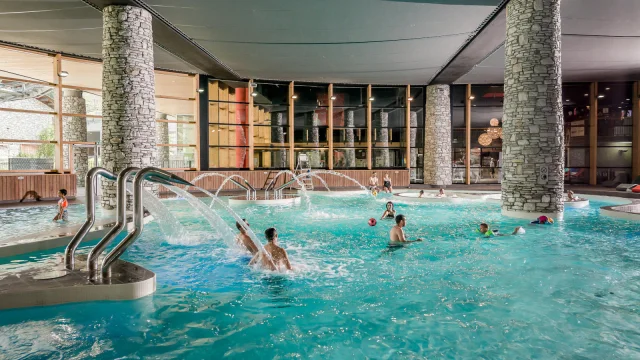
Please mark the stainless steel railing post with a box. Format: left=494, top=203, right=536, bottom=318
left=86, top=167, right=138, bottom=281
left=64, top=167, right=117, bottom=271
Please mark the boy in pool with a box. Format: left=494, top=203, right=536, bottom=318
left=235, top=219, right=259, bottom=255
left=53, top=189, right=68, bottom=222
left=389, top=214, right=423, bottom=245
left=249, top=227, right=293, bottom=271
left=478, top=223, right=525, bottom=237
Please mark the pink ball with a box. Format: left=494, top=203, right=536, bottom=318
left=368, top=218, right=377, bottom=226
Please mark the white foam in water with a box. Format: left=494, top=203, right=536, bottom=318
left=125, top=184, right=187, bottom=243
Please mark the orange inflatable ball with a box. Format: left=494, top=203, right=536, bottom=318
left=632, top=185, right=640, bottom=193
left=368, top=218, right=377, bottom=226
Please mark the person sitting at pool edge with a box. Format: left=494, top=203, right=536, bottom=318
left=369, top=172, right=379, bottom=192
left=567, top=190, right=582, bottom=202
left=478, top=223, right=525, bottom=237
left=531, top=215, right=554, bottom=225
left=389, top=214, right=423, bottom=245
left=235, top=219, right=259, bottom=255
left=382, top=173, right=393, bottom=193
left=249, top=227, right=293, bottom=271
left=380, top=201, right=396, bottom=220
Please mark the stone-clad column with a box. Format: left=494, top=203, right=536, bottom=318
left=156, top=113, right=170, bottom=168
left=424, top=85, right=452, bottom=185
left=502, top=0, right=564, bottom=219
left=274, top=112, right=287, bottom=168
left=62, top=89, right=88, bottom=186
left=410, top=111, right=417, bottom=180
left=101, top=5, right=156, bottom=209
left=375, top=111, right=390, bottom=167
left=345, top=110, right=356, bottom=168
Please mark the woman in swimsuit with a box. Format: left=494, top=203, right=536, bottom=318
left=380, top=201, right=396, bottom=220
left=382, top=173, right=393, bottom=193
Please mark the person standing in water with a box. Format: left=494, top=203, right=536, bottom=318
left=53, top=189, right=68, bottom=222
left=235, top=219, right=259, bottom=255
left=249, top=228, right=293, bottom=271
left=380, top=201, right=396, bottom=220
left=389, top=214, right=423, bottom=245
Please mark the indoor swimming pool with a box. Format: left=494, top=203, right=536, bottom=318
left=0, top=193, right=639, bottom=358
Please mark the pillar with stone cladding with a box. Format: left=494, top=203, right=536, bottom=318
left=502, top=0, right=564, bottom=220
left=156, top=113, right=170, bottom=168
left=101, top=5, right=156, bottom=209
left=345, top=110, right=356, bottom=168
left=409, top=111, right=418, bottom=181
left=62, top=89, right=88, bottom=187
left=375, top=111, right=390, bottom=167
left=274, top=112, right=287, bottom=168
left=423, top=85, right=452, bottom=185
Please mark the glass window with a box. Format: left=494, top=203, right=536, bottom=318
left=468, top=85, right=504, bottom=184
left=254, top=148, right=289, bottom=169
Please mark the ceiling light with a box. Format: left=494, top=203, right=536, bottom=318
left=469, top=95, right=475, bottom=100
left=584, top=94, right=588, bottom=97
left=58, top=71, right=68, bottom=77
left=368, top=97, right=375, bottom=101
left=250, top=83, right=258, bottom=88
left=565, top=99, right=570, bottom=102
left=251, top=91, right=258, bottom=97
left=605, top=87, right=610, bottom=90
left=626, top=98, right=630, bottom=101
left=211, top=130, right=215, bottom=133
left=408, top=97, right=414, bottom=101
left=598, top=95, right=605, bottom=99
left=291, top=95, right=298, bottom=99
left=197, top=88, right=204, bottom=93
left=330, top=96, right=337, bottom=100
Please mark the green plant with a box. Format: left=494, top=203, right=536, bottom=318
left=35, top=126, right=55, bottom=158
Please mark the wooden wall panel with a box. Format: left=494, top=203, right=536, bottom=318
left=0, top=174, right=77, bottom=202
left=164, top=169, right=410, bottom=193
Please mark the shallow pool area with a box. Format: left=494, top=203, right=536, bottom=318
left=1, top=193, right=639, bottom=358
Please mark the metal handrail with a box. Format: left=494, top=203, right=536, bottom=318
left=100, top=167, right=193, bottom=279
left=265, top=173, right=284, bottom=192
left=64, top=167, right=117, bottom=271
left=86, top=167, right=138, bottom=281
left=275, top=177, right=299, bottom=192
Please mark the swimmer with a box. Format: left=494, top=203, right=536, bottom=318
left=478, top=223, right=525, bottom=237
left=235, top=219, right=259, bottom=255
left=530, top=216, right=554, bottom=225
left=567, top=190, right=581, bottom=202
left=418, top=190, right=424, bottom=198
left=249, top=227, right=293, bottom=271
left=436, top=188, right=446, bottom=198
left=380, top=201, right=396, bottom=220
left=382, top=173, right=393, bottom=193
left=389, top=214, right=423, bottom=245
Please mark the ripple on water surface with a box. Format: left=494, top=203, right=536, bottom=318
left=0, top=194, right=639, bottom=359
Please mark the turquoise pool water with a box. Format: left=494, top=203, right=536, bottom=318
left=1, top=193, right=639, bottom=358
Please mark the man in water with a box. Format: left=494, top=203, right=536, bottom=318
left=249, top=227, right=293, bottom=271
left=478, top=223, right=525, bottom=237
left=389, top=214, right=423, bottom=245
left=235, top=219, right=259, bottom=255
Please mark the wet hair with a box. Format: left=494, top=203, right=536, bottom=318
left=59, top=189, right=67, bottom=196
left=386, top=201, right=394, bottom=210
left=480, top=223, right=488, bottom=229
left=395, top=214, right=406, bottom=224
left=419, top=190, right=424, bottom=194
left=265, top=227, right=277, bottom=241
left=236, top=219, right=248, bottom=231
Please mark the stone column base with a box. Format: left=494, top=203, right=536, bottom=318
left=501, top=209, right=564, bottom=221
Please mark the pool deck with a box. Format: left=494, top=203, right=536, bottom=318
left=0, top=254, right=155, bottom=310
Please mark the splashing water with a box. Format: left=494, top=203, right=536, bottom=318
left=166, top=186, right=237, bottom=247
left=194, top=186, right=278, bottom=270
left=214, top=175, right=253, bottom=197
left=125, top=184, right=187, bottom=243
left=266, top=170, right=310, bottom=203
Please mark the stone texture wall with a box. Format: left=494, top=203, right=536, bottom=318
left=156, top=113, right=170, bottom=167
left=101, top=5, right=156, bottom=209
left=62, top=89, right=88, bottom=186
left=424, top=85, right=452, bottom=185
left=345, top=110, right=356, bottom=168
left=307, top=112, right=321, bottom=168
left=274, top=112, right=287, bottom=168
left=502, top=0, right=564, bottom=217
left=410, top=111, right=418, bottom=180
left=374, top=111, right=390, bottom=167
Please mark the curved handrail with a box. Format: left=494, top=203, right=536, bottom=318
left=275, top=177, right=299, bottom=192
left=64, top=167, right=117, bottom=271
left=86, top=167, right=138, bottom=281
left=100, top=167, right=193, bottom=279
